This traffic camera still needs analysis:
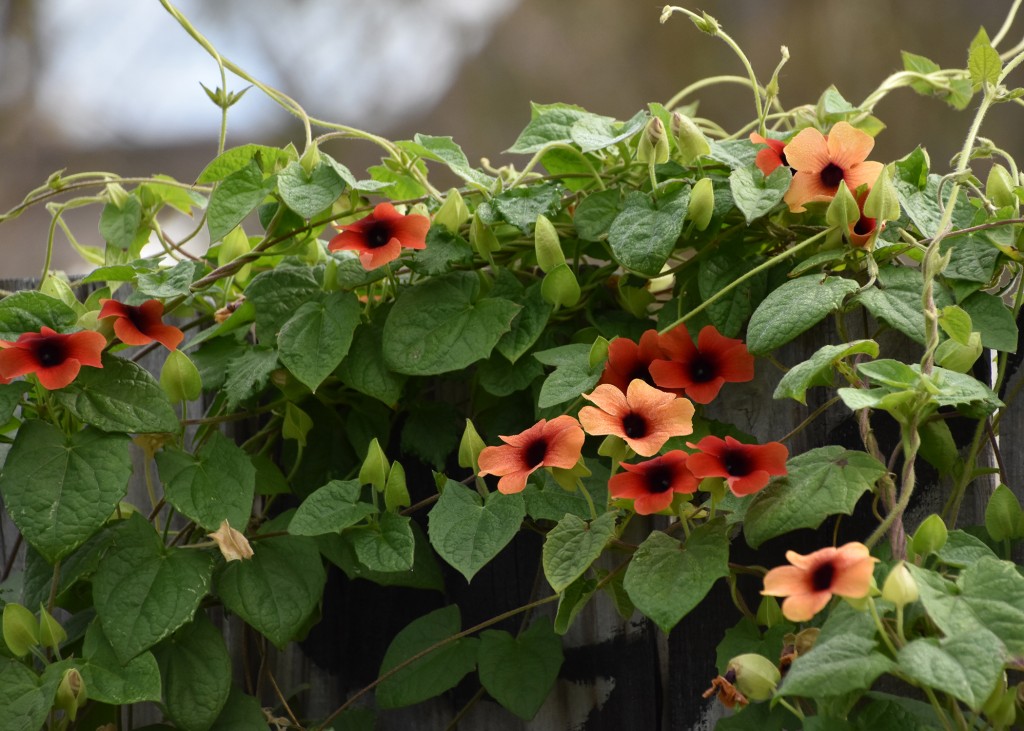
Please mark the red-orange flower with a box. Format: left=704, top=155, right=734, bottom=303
left=0, top=327, right=106, bottom=390
left=749, top=132, right=789, bottom=177
left=98, top=299, right=184, bottom=351
left=783, top=122, right=883, bottom=213
left=848, top=188, right=881, bottom=249
left=761, top=542, right=878, bottom=622
left=579, top=379, right=694, bottom=456
left=609, top=450, right=698, bottom=514
left=328, top=202, right=430, bottom=270
left=477, top=415, right=585, bottom=494
left=650, top=324, right=755, bottom=404
left=686, top=435, right=788, bottom=496
left=600, top=329, right=679, bottom=394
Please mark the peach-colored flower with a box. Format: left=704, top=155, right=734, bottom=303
left=761, top=542, right=878, bottom=622
left=477, top=415, right=585, bottom=494
left=749, top=132, right=789, bottom=177
left=782, top=122, right=883, bottom=213
left=579, top=379, right=694, bottom=456
left=848, top=188, right=882, bottom=249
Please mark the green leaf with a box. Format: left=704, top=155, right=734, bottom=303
left=478, top=350, right=544, bottom=396
left=277, top=160, right=346, bottom=219
left=607, top=189, right=688, bottom=276
left=401, top=402, right=462, bottom=470
left=99, top=196, right=143, bottom=250
left=81, top=620, right=162, bottom=705
left=0, top=382, right=28, bottom=424
left=347, top=511, right=416, bottom=572
left=985, top=484, right=1022, bottom=541
left=940, top=234, right=999, bottom=283
left=715, top=618, right=793, bottom=675
left=852, top=693, right=950, bottom=731
left=542, top=511, right=617, bottom=592
left=0, top=291, right=78, bottom=340
left=244, top=266, right=321, bottom=344
left=155, top=431, right=256, bottom=532
left=136, top=260, right=199, bottom=299
left=196, top=144, right=292, bottom=183
left=207, top=160, right=276, bottom=242
left=773, top=340, right=879, bottom=403
left=729, top=165, right=790, bottom=223
left=337, top=318, right=406, bottom=406
left=554, top=575, right=597, bottom=634
left=92, top=514, right=214, bottom=664
left=961, top=291, right=1018, bottom=351
left=856, top=266, right=953, bottom=344
left=223, top=345, right=279, bottom=408
left=216, top=534, right=326, bottom=648
left=53, top=354, right=180, bottom=433
left=901, top=50, right=941, bottom=93
left=489, top=183, right=565, bottom=233
left=382, top=271, right=520, bottom=376
left=572, top=109, right=647, bottom=153
left=708, top=138, right=758, bottom=169
left=746, top=275, right=859, bottom=355
left=278, top=291, right=360, bottom=391
left=897, top=630, right=1004, bottom=710
left=289, top=479, right=376, bottom=536
left=935, top=529, right=996, bottom=568
left=376, top=606, right=479, bottom=709
left=698, top=253, right=768, bottom=338
left=507, top=102, right=590, bottom=154
left=407, top=227, right=474, bottom=276
left=743, top=447, right=886, bottom=548
left=0, top=658, right=51, bottom=731
left=968, top=27, right=1002, bottom=90
left=574, top=188, right=624, bottom=241
left=427, top=480, right=526, bottom=582
left=320, top=521, right=443, bottom=592
left=895, top=173, right=974, bottom=238
left=0, top=422, right=131, bottom=562
left=478, top=619, right=564, bottom=720
left=495, top=282, right=553, bottom=364
left=210, top=686, right=269, bottom=730
left=403, top=134, right=495, bottom=187
left=780, top=634, right=895, bottom=697
left=622, top=520, right=729, bottom=633
left=153, top=613, right=232, bottom=731
left=534, top=342, right=602, bottom=408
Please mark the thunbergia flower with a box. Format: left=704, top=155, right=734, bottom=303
left=328, top=202, right=430, bottom=270
left=686, top=435, right=788, bottom=496
left=848, top=189, right=881, bottom=249
left=579, top=379, right=694, bottom=456
left=650, top=324, right=755, bottom=404
left=782, top=121, right=883, bottom=213
left=609, top=450, right=698, bottom=514
left=600, top=329, right=679, bottom=394
left=749, top=132, right=789, bottom=177
left=0, top=327, right=106, bottom=390
left=477, top=415, right=585, bottom=494
left=761, top=542, right=878, bottom=622
left=98, top=299, right=184, bottom=351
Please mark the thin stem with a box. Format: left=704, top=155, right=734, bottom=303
left=664, top=74, right=759, bottom=111
left=992, top=0, right=1024, bottom=48
left=867, top=597, right=899, bottom=656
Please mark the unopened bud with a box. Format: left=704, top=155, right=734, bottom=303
left=692, top=10, right=720, bottom=35
left=912, top=514, right=948, bottom=556
left=209, top=519, right=254, bottom=562
left=38, top=606, right=67, bottom=650
left=2, top=604, right=38, bottom=657
left=597, top=434, right=631, bottom=462
left=727, top=654, right=780, bottom=701
left=160, top=350, right=203, bottom=401
left=863, top=164, right=901, bottom=222
left=688, top=178, right=715, bottom=230
left=434, top=188, right=470, bottom=233
left=540, top=263, right=581, bottom=308
left=755, top=596, right=784, bottom=628
left=670, top=113, right=711, bottom=165
left=986, top=163, right=1018, bottom=209
left=550, top=457, right=592, bottom=491
left=589, top=336, right=610, bottom=371
left=458, top=419, right=487, bottom=472
left=299, top=142, right=321, bottom=176
left=647, top=264, right=675, bottom=295
left=826, top=181, right=860, bottom=229
left=935, top=331, right=983, bottom=373
left=384, top=461, right=410, bottom=512
left=104, top=182, right=130, bottom=209
left=881, top=561, right=919, bottom=608
left=534, top=213, right=565, bottom=273
left=638, top=117, right=670, bottom=166
left=55, top=668, right=86, bottom=721
left=409, top=202, right=431, bottom=219
left=470, top=211, right=501, bottom=264
left=359, top=438, right=390, bottom=493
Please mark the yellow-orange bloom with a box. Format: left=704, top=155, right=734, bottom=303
left=761, top=542, right=877, bottom=622
left=477, top=416, right=585, bottom=494
left=578, top=379, right=694, bottom=456
left=783, top=122, right=883, bottom=213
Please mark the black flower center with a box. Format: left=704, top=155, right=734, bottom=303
left=125, top=305, right=149, bottom=332
left=854, top=215, right=875, bottom=235
left=779, top=151, right=790, bottom=168
left=628, top=363, right=655, bottom=387
left=621, top=412, right=648, bottom=439
left=365, top=221, right=393, bottom=249
left=32, top=338, right=67, bottom=367
left=811, top=561, right=835, bottom=592
left=645, top=464, right=675, bottom=494
left=523, top=438, right=548, bottom=469
left=688, top=354, right=717, bottom=383
left=820, top=163, right=844, bottom=189
left=721, top=448, right=751, bottom=477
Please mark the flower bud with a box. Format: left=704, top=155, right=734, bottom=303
left=160, top=349, right=203, bottom=402
left=670, top=113, right=711, bottom=165
left=534, top=213, right=565, bottom=273
left=218, top=226, right=252, bottom=282
left=881, top=561, right=919, bottom=608
left=638, top=117, right=670, bottom=166
left=597, top=434, right=631, bottom=462
left=470, top=211, right=500, bottom=264
left=935, top=331, right=983, bottom=373
left=384, top=461, right=410, bottom=512
left=755, top=596, right=784, bottom=629
left=458, top=419, right=487, bottom=472
left=55, top=668, right=86, bottom=721
left=209, top=519, right=254, bottom=562
left=863, top=164, right=901, bottom=222
left=912, top=514, right=948, bottom=556
left=104, top=182, right=130, bottom=209
left=687, top=178, right=715, bottom=231
left=692, top=10, right=720, bottom=35
left=434, top=188, right=470, bottom=233
left=986, top=163, right=1018, bottom=209
left=726, top=654, right=780, bottom=701
left=359, top=438, right=390, bottom=493
left=826, top=181, right=860, bottom=229
left=40, top=275, right=80, bottom=313
left=409, top=202, right=431, bottom=219
left=2, top=603, right=38, bottom=657
left=550, top=457, right=592, bottom=491
left=647, top=264, right=675, bottom=295
left=299, top=141, right=322, bottom=176
left=37, top=606, right=67, bottom=650
left=589, top=336, right=610, bottom=371
left=541, top=263, right=581, bottom=308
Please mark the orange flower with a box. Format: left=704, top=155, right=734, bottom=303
left=749, top=132, right=789, bottom=177
left=761, top=542, right=878, bottom=622
left=98, top=299, right=184, bottom=351
left=686, top=435, right=788, bottom=496
left=600, top=329, right=680, bottom=395
left=848, top=188, right=881, bottom=249
left=609, top=450, right=698, bottom=514
left=477, top=415, right=585, bottom=494
left=579, top=379, right=694, bottom=456
left=782, top=122, right=883, bottom=213
left=0, top=327, right=106, bottom=390
left=649, top=324, right=755, bottom=404
left=328, top=202, right=430, bottom=270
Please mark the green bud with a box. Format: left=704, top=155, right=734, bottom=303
left=597, top=435, right=631, bottom=462
left=912, top=514, right=949, bottom=556
left=550, top=458, right=592, bottom=491
left=37, top=606, right=67, bottom=650
left=55, top=668, right=86, bottom=721
left=670, top=112, right=711, bottom=165
left=104, top=182, right=130, bottom=209
left=616, top=282, right=654, bottom=319
left=863, top=163, right=901, bottom=222
left=935, top=331, right=982, bottom=372
left=589, top=336, right=611, bottom=371
left=647, top=264, right=675, bottom=295
left=384, top=461, right=410, bottom=512
left=299, top=141, right=321, bottom=176
left=409, top=202, right=431, bottom=219
left=470, top=211, right=500, bottom=264
left=434, top=188, right=469, bottom=233
left=687, top=178, right=715, bottom=230
left=938, top=305, right=974, bottom=345
left=826, top=181, right=860, bottom=230
left=534, top=213, right=565, bottom=273
left=359, top=438, right=389, bottom=493
left=541, top=263, right=581, bottom=308
left=160, top=350, right=202, bottom=401
left=982, top=680, right=1018, bottom=728
left=986, top=163, right=1018, bottom=209
left=40, top=275, right=80, bottom=313
left=881, top=561, right=919, bottom=608
left=755, top=596, right=784, bottom=629
left=727, top=654, right=780, bottom=701
left=219, top=226, right=253, bottom=282
left=692, top=10, right=720, bottom=35
left=282, top=402, right=314, bottom=447
left=3, top=604, right=38, bottom=657
left=458, top=419, right=487, bottom=472
left=638, top=117, right=670, bottom=165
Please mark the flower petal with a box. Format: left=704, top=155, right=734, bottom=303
left=582, top=383, right=630, bottom=417
left=36, top=360, right=82, bottom=390
left=784, top=171, right=837, bottom=212
left=65, top=330, right=107, bottom=368
left=761, top=565, right=808, bottom=596
left=826, top=122, right=875, bottom=169
left=781, top=127, right=830, bottom=173
left=780, top=591, right=832, bottom=622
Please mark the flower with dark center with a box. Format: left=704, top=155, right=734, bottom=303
left=0, top=326, right=106, bottom=390
left=761, top=542, right=878, bottom=622
left=579, top=379, right=694, bottom=456
left=686, top=435, right=788, bottom=496
left=600, top=329, right=683, bottom=396
left=847, top=188, right=882, bottom=249
left=328, top=202, right=430, bottom=270
left=609, top=451, right=698, bottom=514
left=650, top=324, right=755, bottom=404
left=477, top=415, right=585, bottom=494
left=749, top=131, right=791, bottom=177
left=782, top=121, right=883, bottom=213
left=98, top=299, right=184, bottom=351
